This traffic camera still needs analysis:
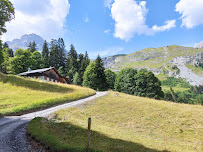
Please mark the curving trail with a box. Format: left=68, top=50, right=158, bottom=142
left=0, top=92, right=108, bottom=152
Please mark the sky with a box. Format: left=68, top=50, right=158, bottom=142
left=2, top=0, right=203, bottom=59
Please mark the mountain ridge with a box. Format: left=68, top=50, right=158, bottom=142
left=103, top=45, right=203, bottom=86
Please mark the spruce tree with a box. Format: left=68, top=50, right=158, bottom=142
left=94, top=55, right=107, bottom=90
left=28, top=41, right=37, bottom=53
left=66, top=44, right=78, bottom=82
left=50, top=39, right=60, bottom=69
left=83, top=55, right=107, bottom=91
left=3, top=42, right=8, bottom=48
left=58, top=38, right=66, bottom=71
left=84, top=51, right=90, bottom=67
left=41, top=40, right=50, bottom=68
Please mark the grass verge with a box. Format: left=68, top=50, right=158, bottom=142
left=0, top=73, right=95, bottom=116
left=28, top=91, right=203, bottom=152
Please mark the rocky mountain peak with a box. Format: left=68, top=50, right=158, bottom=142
left=6, top=33, right=46, bottom=51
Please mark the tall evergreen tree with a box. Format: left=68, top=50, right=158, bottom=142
left=83, top=55, right=107, bottom=91
left=41, top=40, right=50, bottom=68
left=3, top=42, right=8, bottom=48
left=84, top=51, right=90, bottom=67
left=50, top=39, right=60, bottom=69
left=96, top=55, right=107, bottom=90
left=8, top=48, right=13, bottom=57
left=28, top=41, right=37, bottom=53
left=66, top=44, right=78, bottom=82
left=57, top=38, right=66, bottom=70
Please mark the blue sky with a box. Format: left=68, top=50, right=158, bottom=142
left=2, top=0, right=203, bottom=58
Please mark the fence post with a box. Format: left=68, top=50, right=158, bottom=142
left=87, top=117, right=91, bottom=152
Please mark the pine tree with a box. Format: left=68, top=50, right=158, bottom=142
left=41, top=40, right=50, bottom=68
left=28, top=41, right=37, bottom=53
left=84, top=51, right=90, bottom=67
left=66, top=44, right=78, bottom=82
left=95, top=55, right=107, bottom=90
left=83, top=55, right=107, bottom=90
left=50, top=39, right=60, bottom=69
left=57, top=38, right=66, bottom=71
left=3, top=42, right=8, bottom=48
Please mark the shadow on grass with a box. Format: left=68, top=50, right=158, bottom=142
left=0, top=73, right=73, bottom=93
left=28, top=117, right=170, bottom=152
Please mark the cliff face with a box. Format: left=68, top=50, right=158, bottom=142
left=103, top=45, right=203, bottom=85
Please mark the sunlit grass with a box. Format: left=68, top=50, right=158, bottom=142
left=161, top=86, right=190, bottom=92
left=28, top=91, right=203, bottom=152
left=0, top=73, right=95, bottom=116
left=186, top=64, right=203, bottom=77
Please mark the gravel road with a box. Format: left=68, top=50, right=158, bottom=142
left=0, top=92, right=108, bottom=152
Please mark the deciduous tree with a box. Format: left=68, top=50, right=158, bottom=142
left=105, top=69, right=116, bottom=90
left=0, top=0, right=15, bottom=36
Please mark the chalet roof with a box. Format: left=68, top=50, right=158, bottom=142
left=18, top=67, right=54, bottom=76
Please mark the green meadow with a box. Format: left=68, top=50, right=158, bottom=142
left=0, top=73, right=95, bottom=116
left=28, top=91, right=203, bottom=152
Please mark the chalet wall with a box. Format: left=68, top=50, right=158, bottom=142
left=20, top=68, right=69, bottom=84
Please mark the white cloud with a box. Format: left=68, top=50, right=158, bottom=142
left=104, top=29, right=111, bottom=34
left=2, top=0, right=70, bottom=41
left=84, top=17, right=89, bottom=23
left=110, top=0, right=176, bottom=41
left=175, top=0, right=203, bottom=28
left=152, top=20, right=176, bottom=32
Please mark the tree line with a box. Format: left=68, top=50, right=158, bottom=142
left=0, top=39, right=90, bottom=85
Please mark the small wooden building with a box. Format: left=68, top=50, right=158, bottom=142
left=18, top=67, right=69, bottom=84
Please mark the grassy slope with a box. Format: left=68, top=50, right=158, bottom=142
left=28, top=91, right=203, bottom=152
left=0, top=73, right=95, bottom=116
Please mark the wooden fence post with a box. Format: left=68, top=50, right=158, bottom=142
left=87, top=117, right=91, bottom=152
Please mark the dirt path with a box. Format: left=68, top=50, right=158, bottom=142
left=0, top=92, right=108, bottom=152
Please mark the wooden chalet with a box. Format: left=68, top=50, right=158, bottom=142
left=18, top=67, right=69, bottom=84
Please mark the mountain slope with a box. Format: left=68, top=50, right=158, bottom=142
left=6, top=33, right=46, bottom=51
left=103, top=45, right=203, bottom=85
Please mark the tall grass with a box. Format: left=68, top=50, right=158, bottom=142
left=0, top=73, right=95, bottom=116
left=28, top=91, right=203, bottom=152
